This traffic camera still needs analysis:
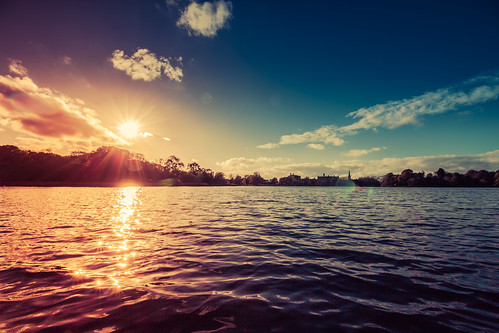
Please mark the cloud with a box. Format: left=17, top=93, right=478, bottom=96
left=344, top=146, right=385, bottom=157
left=166, top=0, right=178, bottom=6
left=307, top=143, right=325, bottom=150
left=177, top=1, right=232, bottom=37
left=163, top=137, right=171, bottom=141
left=279, top=125, right=345, bottom=146
left=218, top=151, right=499, bottom=179
left=140, top=132, right=153, bottom=138
left=330, top=150, right=499, bottom=177
left=218, top=157, right=338, bottom=179
left=260, top=73, right=499, bottom=148
left=217, top=156, right=286, bottom=176
left=0, top=74, right=124, bottom=152
left=268, top=163, right=337, bottom=178
left=110, top=48, right=183, bottom=82
left=62, top=56, right=72, bottom=65
left=256, top=143, right=280, bottom=149
left=342, top=75, right=499, bottom=133
left=8, top=59, right=28, bottom=76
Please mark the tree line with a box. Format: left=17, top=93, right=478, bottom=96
left=0, top=145, right=497, bottom=186
left=374, top=168, right=499, bottom=187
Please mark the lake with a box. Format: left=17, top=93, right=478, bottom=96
left=0, top=187, right=498, bottom=332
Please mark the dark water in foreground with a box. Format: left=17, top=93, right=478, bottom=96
left=0, top=187, right=498, bottom=332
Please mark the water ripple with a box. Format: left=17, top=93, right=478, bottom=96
left=0, top=187, right=498, bottom=332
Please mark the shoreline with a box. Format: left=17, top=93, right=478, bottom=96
left=1, top=182, right=497, bottom=188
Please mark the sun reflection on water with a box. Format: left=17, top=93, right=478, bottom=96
left=70, top=186, right=143, bottom=291
left=107, top=187, right=142, bottom=288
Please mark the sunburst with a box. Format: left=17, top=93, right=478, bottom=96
left=118, top=121, right=140, bottom=139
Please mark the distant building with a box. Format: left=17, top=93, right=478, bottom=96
left=279, top=173, right=302, bottom=185
left=317, top=173, right=339, bottom=186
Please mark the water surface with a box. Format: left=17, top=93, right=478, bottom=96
left=0, top=187, right=498, bottom=332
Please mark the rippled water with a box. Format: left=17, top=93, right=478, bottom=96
left=0, top=186, right=498, bottom=332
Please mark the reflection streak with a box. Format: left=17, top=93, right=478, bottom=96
left=71, top=187, right=143, bottom=290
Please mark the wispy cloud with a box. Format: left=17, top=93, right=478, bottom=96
left=8, top=59, right=28, bottom=77
left=307, top=143, right=325, bottom=150
left=256, top=143, right=280, bottom=149
left=177, top=1, right=232, bottom=37
left=343, top=75, right=499, bottom=133
left=110, top=48, right=183, bottom=82
left=279, top=125, right=345, bottom=146
left=166, top=0, right=179, bottom=7
left=61, top=56, right=72, bottom=65
left=344, top=146, right=385, bottom=157
left=0, top=73, right=124, bottom=152
left=260, top=74, right=499, bottom=148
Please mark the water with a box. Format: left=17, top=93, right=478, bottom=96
left=0, top=187, right=498, bottom=332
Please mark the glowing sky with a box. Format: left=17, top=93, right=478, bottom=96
left=0, top=1, right=498, bottom=177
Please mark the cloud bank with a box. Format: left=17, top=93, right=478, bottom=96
left=258, top=74, right=499, bottom=148
left=217, top=157, right=287, bottom=176
left=333, top=150, right=499, bottom=177
left=110, top=49, right=183, bottom=82
left=0, top=69, right=124, bottom=152
left=177, top=1, right=232, bottom=37
left=218, top=150, right=499, bottom=179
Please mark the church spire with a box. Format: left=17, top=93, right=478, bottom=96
left=348, top=170, right=351, bottom=181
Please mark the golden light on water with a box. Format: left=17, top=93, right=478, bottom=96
left=71, top=187, right=143, bottom=290
left=108, top=187, right=142, bottom=288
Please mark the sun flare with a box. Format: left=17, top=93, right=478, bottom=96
left=118, top=121, right=140, bottom=139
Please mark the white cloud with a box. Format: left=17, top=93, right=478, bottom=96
left=343, top=76, right=499, bottom=133
left=307, top=143, right=325, bottom=150
left=279, top=125, right=345, bottom=146
left=256, top=143, right=280, bottom=149
left=218, top=158, right=340, bottom=179
left=0, top=73, right=124, bottom=152
left=259, top=74, right=499, bottom=148
left=268, top=163, right=338, bottom=178
left=344, top=146, right=385, bottom=157
left=163, top=137, right=171, bottom=141
left=177, top=1, right=232, bottom=37
left=110, top=48, right=183, bottom=82
left=8, top=59, right=28, bottom=76
left=140, top=132, right=153, bottom=138
left=217, top=156, right=286, bottom=176
left=217, top=151, right=499, bottom=179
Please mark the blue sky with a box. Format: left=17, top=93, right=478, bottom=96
left=0, top=0, right=498, bottom=177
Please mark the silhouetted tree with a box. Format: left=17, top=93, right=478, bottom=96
left=354, top=177, right=380, bottom=187
left=164, top=155, right=184, bottom=177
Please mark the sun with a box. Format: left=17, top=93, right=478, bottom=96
left=118, top=121, right=140, bottom=139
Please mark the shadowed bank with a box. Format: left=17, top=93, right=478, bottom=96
left=1, top=145, right=498, bottom=187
